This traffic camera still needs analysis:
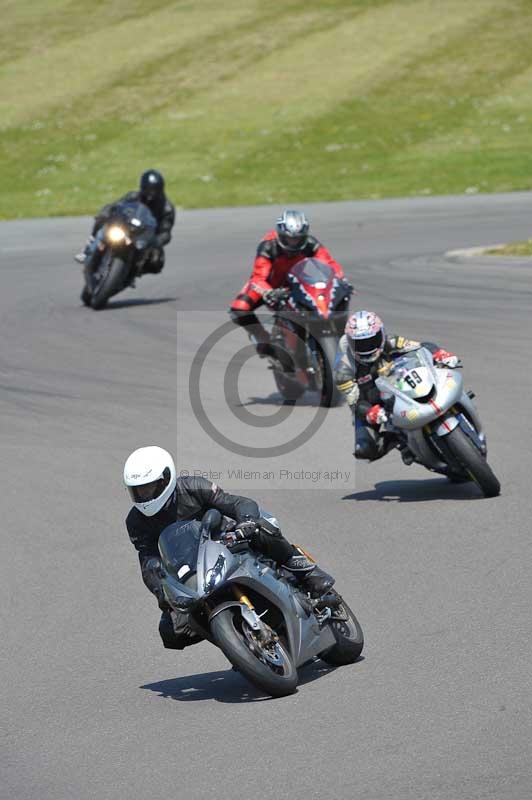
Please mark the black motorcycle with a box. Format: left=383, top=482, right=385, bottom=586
left=269, top=258, right=352, bottom=406
left=82, top=200, right=157, bottom=310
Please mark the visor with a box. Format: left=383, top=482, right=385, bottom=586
left=279, top=232, right=307, bottom=250
left=355, top=330, right=383, bottom=353
left=128, top=467, right=171, bottom=504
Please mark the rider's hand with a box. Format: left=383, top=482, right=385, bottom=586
left=366, top=404, right=388, bottom=426
left=433, top=349, right=459, bottom=368
left=345, top=382, right=360, bottom=407
left=340, top=279, right=355, bottom=295
left=263, top=288, right=288, bottom=309
left=222, top=518, right=259, bottom=547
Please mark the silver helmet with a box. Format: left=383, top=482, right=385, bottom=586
left=276, top=210, right=310, bottom=253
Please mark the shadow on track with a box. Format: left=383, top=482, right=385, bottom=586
left=141, top=658, right=355, bottom=704
left=237, top=392, right=323, bottom=408
left=86, top=296, right=177, bottom=310
left=344, top=478, right=480, bottom=503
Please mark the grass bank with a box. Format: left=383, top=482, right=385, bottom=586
left=485, top=240, right=532, bottom=256
left=2, top=0, right=532, bottom=218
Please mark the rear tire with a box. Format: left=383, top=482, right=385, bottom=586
left=211, top=607, right=298, bottom=697
left=90, top=254, right=128, bottom=310
left=320, top=595, right=364, bottom=666
left=444, top=426, right=500, bottom=498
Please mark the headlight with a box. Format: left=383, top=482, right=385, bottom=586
left=106, top=225, right=126, bottom=244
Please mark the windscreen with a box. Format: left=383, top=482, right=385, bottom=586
left=378, top=348, right=436, bottom=399
left=289, top=258, right=334, bottom=286
left=158, top=519, right=201, bottom=576
left=118, top=201, right=157, bottom=235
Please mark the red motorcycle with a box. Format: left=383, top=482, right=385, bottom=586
left=268, top=258, right=352, bottom=407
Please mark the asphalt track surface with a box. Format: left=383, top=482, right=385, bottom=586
left=2, top=192, right=532, bottom=800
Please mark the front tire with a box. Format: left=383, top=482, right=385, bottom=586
left=444, top=426, right=500, bottom=498
left=90, top=253, right=128, bottom=310
left=210, top=607, right=298, bottom=697
left=315, top=337, right=341, bottom=407
left=320, top=595, right=364, bottom=666
left=273, top=370, right=305, bottom=404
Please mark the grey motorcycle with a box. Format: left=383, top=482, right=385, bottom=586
left=375, top=346, right=500, bottom=497
left=157, top=510, right=363, bottom=697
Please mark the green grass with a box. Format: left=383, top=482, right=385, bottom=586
left=3, top=0, right=532, bottom=218
left=485, top=240, right=532, bottom=256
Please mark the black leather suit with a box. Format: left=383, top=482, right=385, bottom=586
left=93, top=190, right=175, bottom=272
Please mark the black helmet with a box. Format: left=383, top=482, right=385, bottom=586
left=140, top=169, right=165, bottom=205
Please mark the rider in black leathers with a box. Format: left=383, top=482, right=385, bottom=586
left=124, top=454, right=334, bottom=650
left=75, top=169, right=175, bottom=273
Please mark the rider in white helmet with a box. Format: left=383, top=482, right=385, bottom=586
left=124, top=446, right=334, bottom=650
left=334, top=311, right=459, bottom=462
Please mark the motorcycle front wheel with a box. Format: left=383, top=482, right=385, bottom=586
left=315, top=336, right=341, bottom=407
left=319, top=595, right=364, bottom=666
left=210, top=607, right=298, bottom=697
left=90, top=252, right=128, bottom=310
left=444, top=426, right=500, bottom=498
left=273, top=369, right=305, bottom=404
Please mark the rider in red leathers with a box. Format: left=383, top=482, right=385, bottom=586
left=229, top=210, right=346, bottom=358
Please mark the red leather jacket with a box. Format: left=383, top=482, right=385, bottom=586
left=232, top=230, right=344, bottom=310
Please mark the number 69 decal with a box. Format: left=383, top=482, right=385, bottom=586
left=404, top=369, right=422, bottom=389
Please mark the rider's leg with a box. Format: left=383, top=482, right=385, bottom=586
left=159, top=609, right=203, bottom=650
left=75, top=219, right=104, bottom=264
left=142, top=247, right=165, bottom=274
left=250, top=519, right=334, bottom=597
left=230, top=285, right=274, bottom=356
left=353, top=417, right=380, bottom=461
left=353, top=416, right=396, bottom=461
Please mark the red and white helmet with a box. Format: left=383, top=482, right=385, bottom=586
left=345, top=311, right=386, bottom=363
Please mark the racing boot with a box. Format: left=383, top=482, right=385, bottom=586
left=399, top=445, right=415, bottom=466
left=284, top=553, right=335, bottom=597
left=74, top=236, right=95, bottom=264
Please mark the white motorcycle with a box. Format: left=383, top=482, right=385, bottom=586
left=375, top=347, right=500, bottom=497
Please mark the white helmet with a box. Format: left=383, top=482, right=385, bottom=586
left=124, top=446, right=177, bottom=517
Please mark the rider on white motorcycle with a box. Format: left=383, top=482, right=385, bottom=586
left=334, top=311, right=459, bottom=462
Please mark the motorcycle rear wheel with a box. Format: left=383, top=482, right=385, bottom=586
left=211, top=607, right=298, bottom=697
left=444, top=426, right=500, bottom=498
left=319, top=595, right=364, bottom=666
left=90, top=254, right=128, bottom=310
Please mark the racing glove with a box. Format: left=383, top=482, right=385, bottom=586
left=345, top=383, right=360, bottom=407
left=222, top=518, right=260, bottom=547
left=263, top=288, right=289, bottom=309
left=366, top=404, right=388, bottom=426
left=433, top=349, right=459, bottom=368
left=339, top=278, right=356, bottom=295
